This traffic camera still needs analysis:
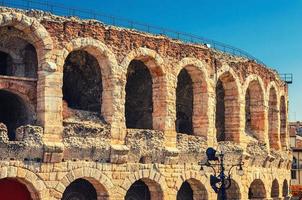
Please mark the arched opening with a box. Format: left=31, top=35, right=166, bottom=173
left=125, top=60, right=153, bottom=129
left=215, top=72, right=240, bottom=142
left=63, top=50, right=102, bottom=113
left=177, top=179, right=208, bottom=200
left=177, top=181, right=193, bottom=200
left=216, top=79, right=225, bottom=141
left=218, top=179, right=241, bottom=200
left=280, top=96, right=287, bottom=148
left=0, top=178, right=33, bottom=200
left=0, top=90, right=32, bottom=140
left=62, top=178, right=108, bottom=200
left=125, top=179, right=163, bottom=200
left=0, top=51, right=13, bottom=75
left=176, top=68, right=193, bottom=134
left=268, top=87, right=280, bottom=150
left=0, top=26, right=38, bottom=78
left=248, top=179, right=266, bottom=199
left=282, top=179, right=289, bottom=197
left=245, top=80, right=265, bottom=141
left=24, top=44, right=38, bottom=78
left=271, top=179, right=279, bottom=199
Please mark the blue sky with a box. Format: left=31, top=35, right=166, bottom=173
left=50, top=0, right=302, bottom=121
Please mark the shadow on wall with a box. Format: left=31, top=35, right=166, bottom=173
left=63, top=50, right=102, bottom=113
left=125, top=60, right=153, bottom=129
left=176, top=68, right=193, bottom=135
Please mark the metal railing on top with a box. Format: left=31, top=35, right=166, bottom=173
left=0, top=0, right=266, bottom=65
left=279, top=73, right=293, bottom=84
left=0, top=0, right=294, bottom=84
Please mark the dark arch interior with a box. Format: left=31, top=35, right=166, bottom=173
left=271, top=179, right=279, bottom=198
left=24, top=44, right=38, bottom=78
left=176, top=68, right=193, bottom=134
left=0, top=178, right=32, bottom=200
left=62, top=178, right=97, bottom=200
left=125, top=180, right=151, bottom=200
left=244, top=81, right=265, bottom=140
left=0, top=90, right=30, bottom=141
left=216, top=79, right=225, bottom=141
left=0, top=42, right=37, bottom=78
left=280, top=96, right=287, bottom=146
left=218, top=179, right=241, bottom=200
left=268, top=87, right=279, bottom=149
left=63, top=50, right=102, bottom=113
left=0, top=51, right=12, bottom=76
left=282, top=180, right=288, bottom=197
left=125, top=60, right=153, bottom=129
left=177, top=181, right=193, bottom=200
left=248, top=179, right=266, bottom=199
left=245, top=87, right=252, bottom=132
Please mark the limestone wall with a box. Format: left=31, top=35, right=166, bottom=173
left=0, top=7, right=292, bottom=200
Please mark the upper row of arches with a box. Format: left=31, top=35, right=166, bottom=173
left=0, top=12, right=288, bottom=150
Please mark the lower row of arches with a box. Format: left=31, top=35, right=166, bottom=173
left=0, top=177, right=289, bottom=200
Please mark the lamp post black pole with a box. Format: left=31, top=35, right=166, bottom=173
left=219, top=153, right=227, bottom=200
left=201, top=147, right=244, bottom=200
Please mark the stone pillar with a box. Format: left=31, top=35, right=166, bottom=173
left=161, top=74, right=177, bottom=148
left=263, top=106, right=271, bottom=151
left=109, top=74, right=129, bottom=164
left=206, top=81, right=216, bottom=147
left=103, top=74, right=126, bottom=145
left=37, top=70, right=64, bottom=163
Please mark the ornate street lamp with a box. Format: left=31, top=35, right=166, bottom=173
left=199, top=147, right=244, bottom=200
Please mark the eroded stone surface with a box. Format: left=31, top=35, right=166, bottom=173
left=0, top=7, right=291, bottom=200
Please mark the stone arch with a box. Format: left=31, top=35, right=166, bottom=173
left=121, top=47, right=165, bottom=76
left=175, top=58, right=210, bottom=137
left=56, top=167, right=113, bottom=199
left=63, top=50, right=102, bottom=113
left=0, top=12, right=57, bottom=140
left=0, top=12, right=54, bottom=71
left=282, top=179, right=289, bottom=198
left=0, top=81, right=36, bottom=104
left=0, top=89, right=35, bottom=140
left=225, top=173, right=245, bottom=200
left=243, top=75, right=266, bottom=141
left=271, top=179, right=279, bottom=199
left=220, top=179, right=241, bottom=200
left=121, top=168, right=168, bottom=200
left=215, top=67, right=241, bottom=143
left=176, top=178, right=208, bottom=200
left=267, top=83, right=280, bottom=150
left=0, top=28, right=38, bottom=78
left=174, top=170, right=215, bottom=200
left=0, top=166, right=48, bottom=200
left=280, top=95, right=287, bottom=149
left=248, top=179, right=266, bottom=199
left=125, top=179, right=163, bottom=200
left=122, top=47, right=167, bottom=130
left=61, top=38, right=120, bottom=124
left=62, top=178, right=107, bottom=200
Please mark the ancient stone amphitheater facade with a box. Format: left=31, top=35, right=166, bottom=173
left=0, top=7, right=291, bottom=200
